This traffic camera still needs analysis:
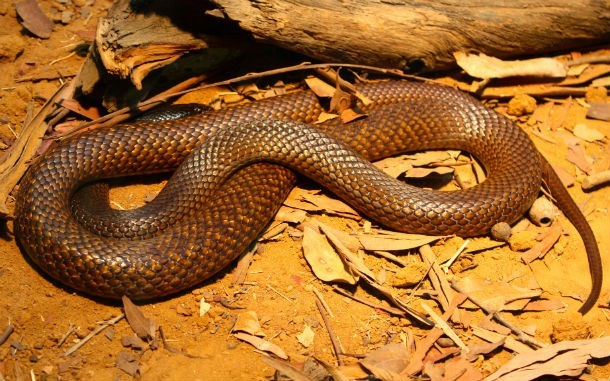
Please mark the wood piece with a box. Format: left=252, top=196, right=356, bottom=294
left=94, top=0, right=235, bottom=90
left=95, top=0, right=610, bottom=90
left=212, top=0, right=610, bottom=72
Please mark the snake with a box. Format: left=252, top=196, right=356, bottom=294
left=14, top=80, right=601, bottom=314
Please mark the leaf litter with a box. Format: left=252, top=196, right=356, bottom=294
left=4, top=40, right=610, bottom=380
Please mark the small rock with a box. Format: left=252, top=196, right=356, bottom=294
left=508, top=230, right=538, bottom=251
left=0, top=34, right=26, bottom=61
left=507, top=94, right=536, bottom=116
left=61, top=10, right=73, bottom=24
left=491, top=222, right=511, bottom=242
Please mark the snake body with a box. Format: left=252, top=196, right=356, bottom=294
left=14, top=81, right=601, bottom=313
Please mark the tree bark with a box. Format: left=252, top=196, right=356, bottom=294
left=211, top=0, right=610, bottom=72
left=92, top=0, right=610, bottom=90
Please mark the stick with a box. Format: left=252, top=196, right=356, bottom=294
left=63, top=314, right=125, bottom=357
left=450, top=279, right=546, bottom=349
left=315, top=298, right=344, bottom=365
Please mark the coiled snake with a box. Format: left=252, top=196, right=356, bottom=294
left=14, top=81, right=601, bottom=314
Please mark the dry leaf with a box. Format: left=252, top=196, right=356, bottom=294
left=15, top=0, right=54, bottom=39
left=115, top=350, right=140, bottom=377
left=296, top=325, right=315, bottom=348
left=121, top=335, right=145, bottom=350
left=260, top=221, right=288, bottom=240
left=443, top=357, right=484, bottom=381
left=471, top=326, right=533, bottom=354
left=573, top=123, right=605, bottom=141
left=275, top=206, right=307, bottom=224
left=521, top=221, right=563, bottom=264
left=462, top=338, right=505, bottom=362
left=485, top=336, right=610, bottom=381
left=374, top=156, right=414, bottom=178
left=199, top=298, right=211, bottom=317
left=587, top=102, right=610, bottom=121
left=305, top=77, right=335, bottom=97
left=262, top=355, right=317, bottom=381
left=405, top=166, right=454, bottom=178
left=319, top=223, right=376, bottom=280
left=307, top=219, right=361, bottom=253
left=359, top=231, right=446, bottom=252
left=329, top=82, right=354, bottom=114
left=360, top=343, right=411, bottom=380
left=233, top=332, right=288, bottom=359
left=455, top=277, right=541, bottom=312
left=302, top=226, right=357, bottom=284
left=454, top=52, right=567, bottom=79
left=122, top=296, right=156, bottom=340
left=284, top=188, right=360, bottom=220
left=522, top=298, right=566, bottom=312
left=232, top=311, right=265, bottom=337
left=566, top=142, right=593, bottom=174
left=315, top=357, right=351, bottom=381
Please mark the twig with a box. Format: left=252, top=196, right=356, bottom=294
left=419, top=303, right=469, bottom=353
left=0, top=324, right=14, bottom=345
left=159, top=326, right=200, bottom=358
left=54, top=62, right=432, bottom=139
left=312, top=287, right=335, bottom=318
left=315, top=298, right=344, bottom=365
left=63, top=314, right=125, bottom=357
left=266, top=284, right=294, bottom=303
left=57, top=323, right=75, bottom=348
left=449, top=279, right=546, bottom=349
left=332, top=285, right=406, bottom=316
left=439, top=239, right=469, bottom=273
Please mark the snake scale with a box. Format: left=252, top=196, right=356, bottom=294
left=14, top=80, right=601, bottom=314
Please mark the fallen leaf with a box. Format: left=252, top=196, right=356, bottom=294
left=485, top=336, right=610, bottom=381
left=359, top=231, right=447, bottom=252
left=305, top=77, right=335, bottom=97
left=233, top=332, right=288, bottom=359
left=284, top=188, right=360, bottom=220
left=115, top=350, right=140, bottom=377
left=302, top=226, right=357, bottom=284
left=199, top=298, right=211, bottom=316
left=120, top=335, right=145, bottom=350
left=275, top=206, right=307, bottom=224
left=296, top=325, right=315, bottom=348
left=405, top=166, right=454, bottom=179
left=522, top=298, right=566, bottom=312
left=360, top=343, right=411, bottom=380
left=122, top=296, right=156, bottom=340
left=462, top=338, right=505, bottom=362
left=374, top=156, right=414, bottom=178
left=15, top=0, right=54, bottom=38
left=318, top=223, right=376, bottom=280
left=455, top=277, right=541, bottom=312
left=262, top=355, right=317, bottom=381
left=307, top=219, right=361, bottom=253
left=521, top=221, right=563, bottom=264
left=232, top=311, right=265, bottom=337
left=566, top=141, right=593, bottom=174
left=260, top=221, right=288, bottom=240
left=587, top=102, right=610, bottom=121
left=471, top=326, right=533, bottom=354
left=443, top=357, right=484, bottom=381
left=573, top=123, right=605, bottom=141
left=454, top=52, right=567, bottom=79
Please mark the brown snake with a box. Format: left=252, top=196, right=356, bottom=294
left=14, top=80, right=601, bottom=314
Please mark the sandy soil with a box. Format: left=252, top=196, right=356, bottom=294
left=1, top=1, right=609, bottom=380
